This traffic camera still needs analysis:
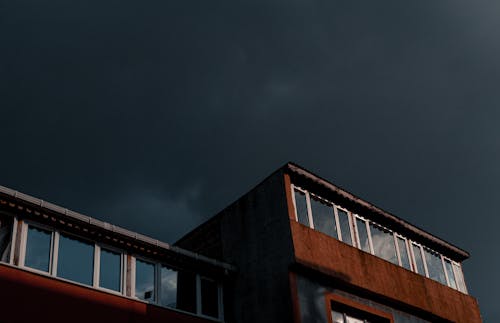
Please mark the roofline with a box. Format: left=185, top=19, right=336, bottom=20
left=0, top=184, right=236, bottom=272
left=284, top=162, right=470, bottom=260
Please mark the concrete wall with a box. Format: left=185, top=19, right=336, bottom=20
left=177, top=170, right=295, bottom=323
left=0, top=264, right=210, bottom=323
left=290, top=221, right=482, bottom=323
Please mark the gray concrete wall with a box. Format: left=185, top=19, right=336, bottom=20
left=177, top=170, right=295, bottom=323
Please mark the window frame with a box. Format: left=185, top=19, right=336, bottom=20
left=0, top=213, right=17, bottom=265
left=325, top=293, right=394, bottom=323
left=94, top=243, right=126, bottom=295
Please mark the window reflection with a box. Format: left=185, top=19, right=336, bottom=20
left=160, top=266, right=178, bottom=308
left=453, top=263, right=466, bottom=292
left=294, top=189, right=309, bottom=226
left=0, top=215, right=13, bottom=263
left=136, top=259, right=155, bottom=301
left=25, top=226, right=52, bottom=272
left=370, top=224, right=397, bottom=264
left=397, top=237, right=411, bottom=270
left=411, top=244, right=425, bottom=275
left=100, top=248, right=121, bottom=292
left=337, top=209, right=353, bottom=246
left=444, top=259, right=457, bottom=289
left=424, top=249, right=446, bottom=284
left=311, top=197, right=337, bottom=239
left=356, top=218, right=370, bottom=252
left=58, top=233, right=94, bottom=286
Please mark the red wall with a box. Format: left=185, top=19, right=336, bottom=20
left=290, top=221, right=482, bottom=323
left=0, top=265, right=210, bottom=323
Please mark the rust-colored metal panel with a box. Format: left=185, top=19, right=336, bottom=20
left=290, top=221, right=482, bottom=323
left=284, top=174, right=297, bottom=221
left=0, top=265, right=210, bottom=323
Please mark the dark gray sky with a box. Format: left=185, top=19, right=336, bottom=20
left=1, top=0, right=498, bottom=320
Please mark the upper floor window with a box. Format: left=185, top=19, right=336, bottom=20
left=24, top=225, right=52, bottom=272
left=58, top=233, right=94, bottom=286
left=291, top=184, right=468, bottom=294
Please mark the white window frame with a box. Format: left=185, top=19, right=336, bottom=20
left=94, top=243, right=125, bottom=295
left=0, top=213, right=17, bottom=265
left=19, top=221, right=57, bottom=276
left=353, top=215, right=373, bottom=254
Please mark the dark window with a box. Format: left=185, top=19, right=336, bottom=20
left=57, top=233, right=94, bottom=286
left=294, top=189, right=309, bottom=226
left=25, top=226, right=52, bottom=272
left=177, top=271, right=197, bottom=313
left=0, top=215, right=13, bottom=263
left=201, top=278, right=219, bottom=318
left=311, top=196, right=337, bottom=238
left=100, top=248, right=121, bottom=292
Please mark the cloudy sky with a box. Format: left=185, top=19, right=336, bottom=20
left=1, top=0, right=499, bottom=320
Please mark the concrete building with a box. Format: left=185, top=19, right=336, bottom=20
left=0, top=163, right=482, bottom=322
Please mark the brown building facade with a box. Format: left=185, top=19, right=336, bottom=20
left=0, top=163, right=482, bottom=322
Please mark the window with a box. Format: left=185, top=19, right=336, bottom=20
left=99, top=247, right=122, bottom=292
left=24, top=225, right=52, bottom=272
left=423, top=248, right=446, bottom=285
left=453, top=263, right=467, bottom=293
left=337, top=209, right=353, bottom=246
left=200, top=277, right=219, bottom=318
left=329, top=294, right=393, bottom=323
left=291, top=184, right=469, bottom=293
left=294, top=188, right=310, bottom=226
left=160, top=265, right=178, bottom=308
left=411, top=243, right=426, bottom=275
left=0, top=214, right=14, bottom=263
left=135, top=258, right=155, bottom=301
left=355, top=217, right=371, bottom=253
left=177, top=271, right=197, bottom=313
left=369, top=224, right=397, bottom=265
left=396, top=237, right=411, bottom=270
left=57, top=233, right=94, bottom=285
left=444, top=259, right=457, bottom=289
left=310, top=196, right=338, bottom=239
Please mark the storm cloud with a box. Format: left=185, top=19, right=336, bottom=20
left=1, top=0, right=499, bottom=320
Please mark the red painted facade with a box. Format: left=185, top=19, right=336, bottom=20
left=0, top=265, right=209, bottom=323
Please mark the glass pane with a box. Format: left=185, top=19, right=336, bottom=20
left=356, top=218, right=370, bottom=252
left=58, top=233, right=94, bottom=286
left=201, top=278, right=219, bottom=318
left=453, top=263, right=467, bottom=293
left=412, top=244, right=426, bottom=274
left=100, top=248, right=121, bottom=292
left=444, top=259, right=457, bottom=289
left=0, top=215, right=13, bottom=263
left=346, top=316, right=364, bottom=323
left=332, top=310, right=345, bottom=323
left=370, top=224, right=397, bottom=264
left=310, top=196, right=337, bottom=238
left=337, top=209, right=353, bottom=246
left=397, top=237, right=411, bottom=270
left=135, top=259, right=155, bottom=301
left=25, top=226, right=52, bottom=272
left=423, top=249, right=446, bottom=284
left=177, top=271, right=197, bottom=313
left=294, top=189, right=309, bottom=226
left=160, top=266, right=178, bottom=308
